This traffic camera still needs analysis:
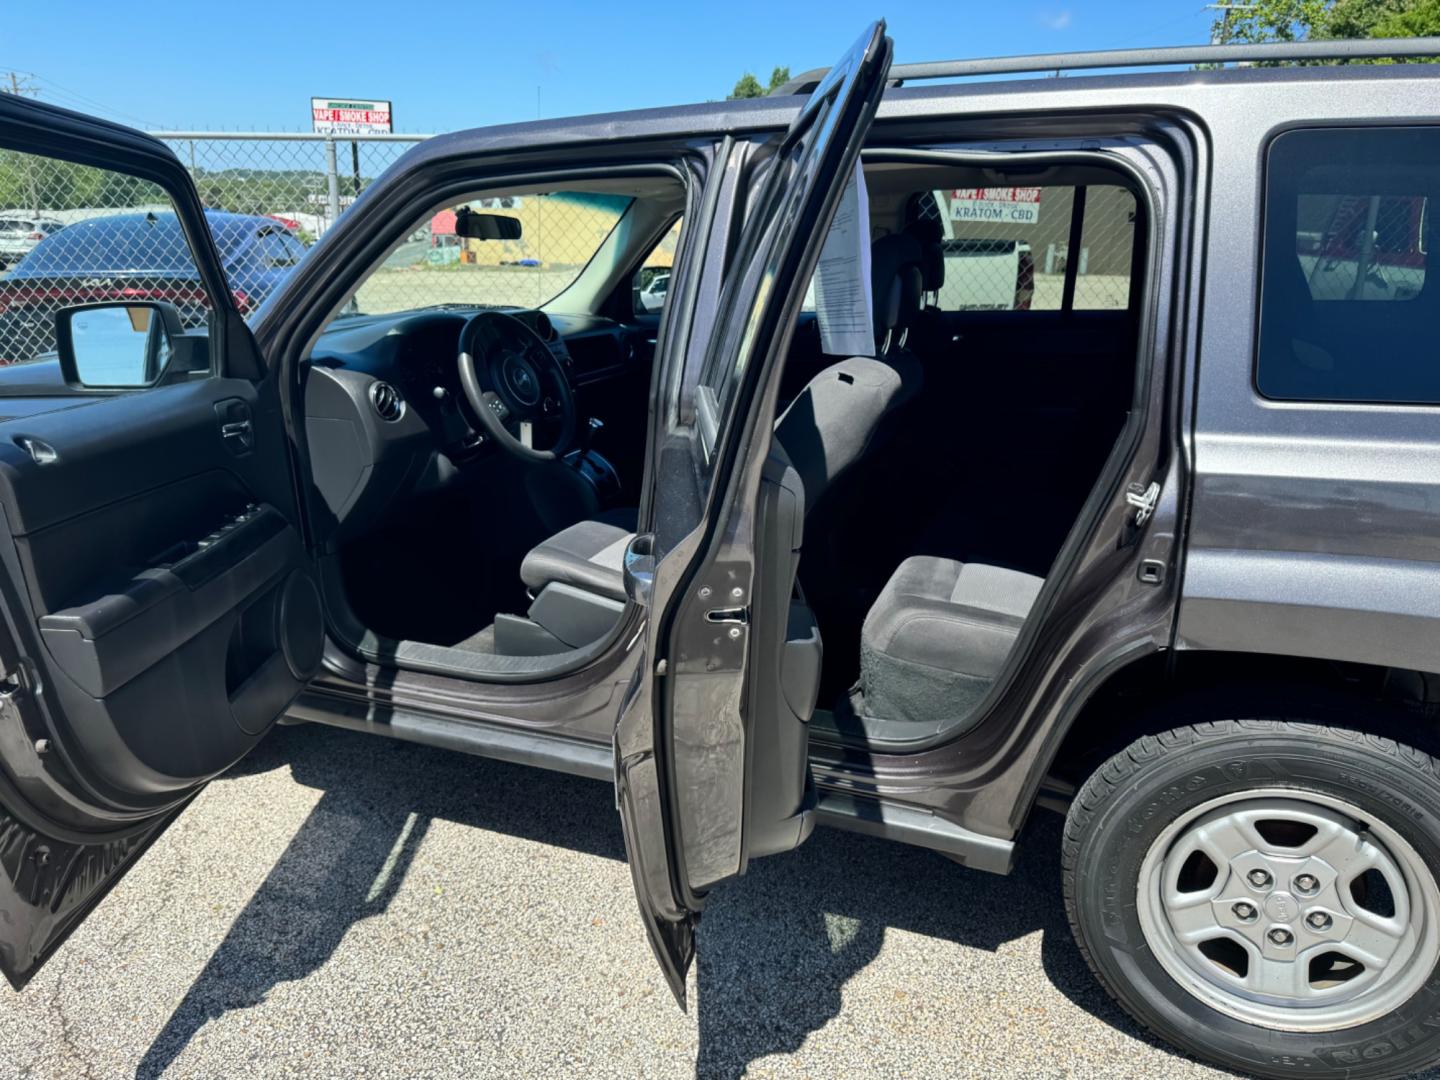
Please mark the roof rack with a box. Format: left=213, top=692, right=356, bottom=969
left=771, top=36, right=1440, bottom=95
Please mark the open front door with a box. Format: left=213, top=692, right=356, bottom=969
left=614, top=22, right=892, bottom=1004
left=0, top=97, right=322, bottom=986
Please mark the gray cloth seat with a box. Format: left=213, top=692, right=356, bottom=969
left=775, top=352, right=922, bottom=518
left=519, top=517, right=632, bottom=602
left=518, top=233, right=928, bottom=609
left=859, top=556, right=1043, bottom=733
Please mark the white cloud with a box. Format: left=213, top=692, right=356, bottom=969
left=1040, top=9, right=1073, bottom=30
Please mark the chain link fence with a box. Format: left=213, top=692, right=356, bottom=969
left=0, top=134, right=429, bottom=364
left=915, top=184, right=1136, bottom=312
left=161, top=133, right=423, bottom=241
left=0, top=132, right=1152, bottom=367
left=1296, top=192, right=1427, bottom=302
left=0, top=133, right=645, bottom=365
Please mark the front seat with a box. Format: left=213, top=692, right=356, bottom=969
left=515, top=233, right=928, bottom=622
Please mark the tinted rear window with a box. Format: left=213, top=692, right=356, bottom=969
left=1256, top=127, right=1439, bottom=403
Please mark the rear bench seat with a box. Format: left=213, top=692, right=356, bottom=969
left=859, top=556, right=1042, bottom=737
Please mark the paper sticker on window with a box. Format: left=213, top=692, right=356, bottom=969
left=813, top=166, right=874, bottom=357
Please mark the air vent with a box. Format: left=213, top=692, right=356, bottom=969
left=369, top=380, right=405, bottom=422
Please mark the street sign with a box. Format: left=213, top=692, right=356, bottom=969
left=311, top=98, right=393, bottom=136
left=949, top=187, right=1043, bottom=226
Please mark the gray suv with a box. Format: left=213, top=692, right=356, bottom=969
left=0, top=24, right=1439, bottom=1080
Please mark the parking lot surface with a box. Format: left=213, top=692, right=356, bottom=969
left=0, top=722, right=1270, bottom=1078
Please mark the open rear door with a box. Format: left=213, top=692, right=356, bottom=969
left=0, top=96, right=323, bottom=986
left=613, top=21, right=892, bottom=1005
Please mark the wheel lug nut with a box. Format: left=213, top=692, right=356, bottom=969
left=1232, top=901, right=1258, bottom=922
left=1267, top=927, right=1294, bottom=947
left=1294, top=874, right=1320, bottom=896
left=1247, top=869, right=1273, bottom=889
left=1306, top=911, right=1333, bottom=932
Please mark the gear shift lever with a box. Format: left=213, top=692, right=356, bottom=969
left=574, top=416, right=603, bottom=467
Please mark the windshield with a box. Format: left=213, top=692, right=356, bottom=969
left=347, top=191, right=634, bottom=316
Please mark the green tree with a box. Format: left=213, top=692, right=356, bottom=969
left=729, top=66, right=792, bottom=99
left=1211, top=0, right=1440, bottom=49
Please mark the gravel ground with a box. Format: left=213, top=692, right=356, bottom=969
left=0, top=721, right=1255, bottom=1079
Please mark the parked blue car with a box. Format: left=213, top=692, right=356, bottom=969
left=0, top=209, right=306, bottom=364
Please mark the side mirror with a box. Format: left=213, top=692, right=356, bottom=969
left=55, top=301, right=185, bottom=389
left=454, top=208, right=522, bottom=241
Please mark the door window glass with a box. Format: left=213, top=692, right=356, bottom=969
left=1074, top=187, right=1136, bottom=310
left=0, top=146, right=218, bottom=379
left=632, top=218, right=681, bottom=315
left=909, top=184, right=1136, bottom=312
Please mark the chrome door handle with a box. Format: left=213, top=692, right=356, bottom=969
left=221, top=419, right=254, bottom=452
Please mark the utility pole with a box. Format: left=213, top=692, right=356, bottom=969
left=4, top=72, right=37, bottom=97
left=1207, top=3, right=1258, bottom=45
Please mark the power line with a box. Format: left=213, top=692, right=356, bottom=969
left=0, top=65, right=162, bottom=128
left=1114, top=5, right=1216, bottom=48
left=28, top=73, right=162, bottom=127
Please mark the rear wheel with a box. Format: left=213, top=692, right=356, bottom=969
left=1063, top=720, right=1440, bottom=1080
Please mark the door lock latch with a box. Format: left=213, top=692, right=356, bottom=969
left=704, top=606, right=749, bottom=625
left=1125, top=481, right=1161, bottom=527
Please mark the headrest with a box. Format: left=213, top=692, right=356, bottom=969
left=904, top=193, right=946, bottom=293
left=871, top=232, right=923, bottom=344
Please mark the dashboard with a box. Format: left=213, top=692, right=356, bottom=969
left=302, top=306, right=652, bottom=541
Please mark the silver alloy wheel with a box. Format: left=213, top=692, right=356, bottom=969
left=1136, top=787, right=1440, bottom=1032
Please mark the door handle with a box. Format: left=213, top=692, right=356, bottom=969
left=215, top=398, right=255, bottom=456
left=221, top=419, right=254, bottom=453
left=623, top=532, right=655, bottom=608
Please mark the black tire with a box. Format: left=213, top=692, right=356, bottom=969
left=1063, top=720, right=1440, bottom=1080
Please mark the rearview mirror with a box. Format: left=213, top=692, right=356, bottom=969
left=454, top=208, right=522, bottom=241
left=55, top=301, right=185, bottom=389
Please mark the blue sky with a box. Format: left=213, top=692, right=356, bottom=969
left=1, top=2, right=1217, bottom=133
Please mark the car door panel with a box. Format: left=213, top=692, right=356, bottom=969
left=0, top=97, right=322, bottom=988
left=614, top=20, right=892, bottom=1003
left=0, top=377, right=319, bottom=800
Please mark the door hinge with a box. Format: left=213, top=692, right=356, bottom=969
left=1124, top=481, right=1161, bottom=527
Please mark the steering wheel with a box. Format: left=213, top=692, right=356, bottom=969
left=457, top=311, right=576, bottom=462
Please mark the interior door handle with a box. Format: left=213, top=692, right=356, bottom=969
left=215, top=398, right=255, bottom=456
left=221, top=420, right=254, bottom=453
left=623, top=532, right=655, bottom=608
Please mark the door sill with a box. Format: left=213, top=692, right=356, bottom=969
left=286, top=690, right=612, bottom=781
left=287, top=692, right=1015, bottom=873
left=813, top=790, right=1014, bottom=874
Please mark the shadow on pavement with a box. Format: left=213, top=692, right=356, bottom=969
left=691, top=812, right=1167, bottom=1079
left=138, top=720, right=1185, bottom=1079
left=135, top=720, right=623, bottom=1079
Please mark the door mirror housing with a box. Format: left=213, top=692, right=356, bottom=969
left=55, top=301, right=185, bottom=389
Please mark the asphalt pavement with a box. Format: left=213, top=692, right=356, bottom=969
left=0, top=720, right=1255, bottom=1079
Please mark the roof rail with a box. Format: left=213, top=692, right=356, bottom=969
left=770, top=36, right=1440, bottom=95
